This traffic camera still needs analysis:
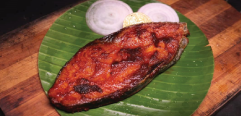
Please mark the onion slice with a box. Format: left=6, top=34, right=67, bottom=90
left=137, top=3, right=179, bottom=22
left=86, top=0, right=133, bottom=35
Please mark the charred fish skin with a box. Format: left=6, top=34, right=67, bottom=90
left=48, top=22, right=189, bottom=113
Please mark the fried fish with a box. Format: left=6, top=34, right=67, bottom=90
left=48, top=22, right=189, bottom=112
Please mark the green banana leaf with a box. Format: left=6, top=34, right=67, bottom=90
left=38, top=0, right=214, bottom=115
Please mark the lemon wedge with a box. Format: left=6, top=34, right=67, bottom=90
left=123, top=12, right=152, bottom=28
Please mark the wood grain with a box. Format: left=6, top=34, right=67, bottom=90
left=0, top=1, right=87, bottom=115
left=0, top=0, right=241, bottom=116
left=200, top=7, right=241, bottom=39
left=185, top=0, right=231, bottom=26
left=6, top=93, right=55, bottom=116
left=209, top=20, right=241, bottom=58
left=0, top=74, right=42, bottom=113
left=159, top=0, right=178, bottom=5
left=193, top=41, right=241, bottom=115
left=171, top=0, right=210, bottom=14
left=0, top=53, right=38, bottom=92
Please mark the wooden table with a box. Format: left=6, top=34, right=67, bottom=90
left=0, top=0, right=241, bottom=115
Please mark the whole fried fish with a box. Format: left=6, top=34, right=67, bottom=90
left=48, top=22, right=189, bottom=112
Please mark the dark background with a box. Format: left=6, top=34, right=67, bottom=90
left=0, top=0, right=82, bottom=36
left=0, top=0, right=241, bottom=116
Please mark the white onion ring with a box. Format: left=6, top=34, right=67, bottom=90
left=86, top=0, right=133, bottom=35
left=137, top=3, right=179, bottom=22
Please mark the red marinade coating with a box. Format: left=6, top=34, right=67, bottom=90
left=48, top=22, right=189, bottom=112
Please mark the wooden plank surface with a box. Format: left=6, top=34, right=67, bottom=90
left=0, top=0, right=241, bottom=116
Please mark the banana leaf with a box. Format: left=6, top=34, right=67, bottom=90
left=38, top=0, right=214, bottom=115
